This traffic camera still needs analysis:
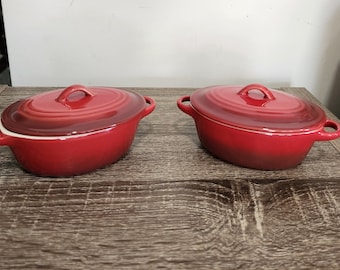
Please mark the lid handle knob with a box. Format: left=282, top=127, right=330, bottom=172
left=56, top=84, right=95, bottom=105
left=238, top=84, right=276, bottom=100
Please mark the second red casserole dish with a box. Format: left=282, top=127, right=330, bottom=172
left=177, top=83, right=340, bottom=170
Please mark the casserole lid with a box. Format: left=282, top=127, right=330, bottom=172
left=1, top=84, right=148, bottom=136
left=190, top=84, right=326, bottom=132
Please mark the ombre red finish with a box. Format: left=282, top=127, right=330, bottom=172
left=2, top=84, right=152, bottom=136
left=177, top=84, right=340, bottom=170
left=0, top=85, right=156, bottom=176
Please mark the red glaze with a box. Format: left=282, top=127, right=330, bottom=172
left=189, top=84, right=327, bottom=132
left=177, top=84, right=340, bottom=170
left=0, top=86, right=156, bottom=177
left=2, top=84, right=151, bottom=136
left=0, top=120, right=136, bottom=176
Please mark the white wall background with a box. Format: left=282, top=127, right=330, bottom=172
left=2, top=0, right=340, bottom=106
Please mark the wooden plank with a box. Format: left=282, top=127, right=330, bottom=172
left=0, top=178, right=339, bottom=269
left=0, top=87, right=340, bottom=269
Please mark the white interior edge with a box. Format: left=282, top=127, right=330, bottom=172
left=0, top=122, right=116, bottom=140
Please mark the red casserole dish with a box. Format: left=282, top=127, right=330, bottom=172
left=0, top=84, right=156, bottom=176
left=177, top=83, right=340, bottom=170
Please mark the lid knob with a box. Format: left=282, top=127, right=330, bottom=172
left=56, top=84, right=95, bottom=106
left=238, top=84, right=276, bottom=106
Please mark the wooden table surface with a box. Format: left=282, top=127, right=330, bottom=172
left=0, top=85, right=340, bottom=269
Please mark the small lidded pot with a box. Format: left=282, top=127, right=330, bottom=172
left=0, top=84, right=156, bottom=176
left=177, top=83, right=340, bottom=170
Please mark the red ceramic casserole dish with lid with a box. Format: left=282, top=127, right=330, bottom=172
left=177, top=83, right=340, bottom=170
left=0, top=84, right=156, bottom=176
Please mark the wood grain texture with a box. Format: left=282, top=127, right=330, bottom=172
left=0, top=86, right=340, bottom=269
